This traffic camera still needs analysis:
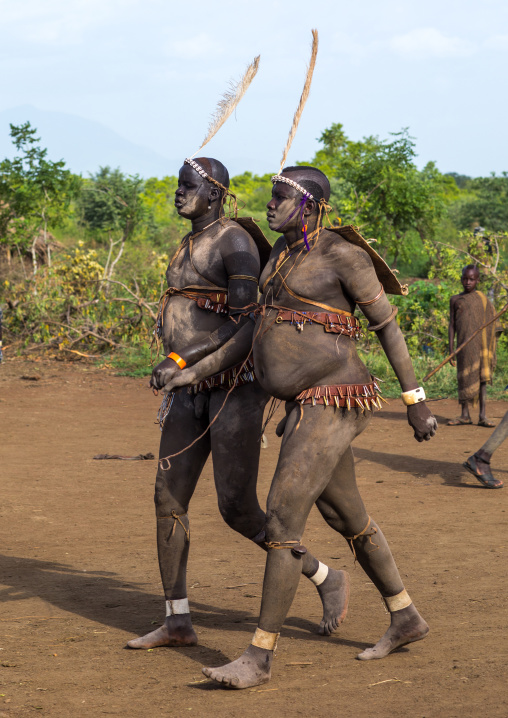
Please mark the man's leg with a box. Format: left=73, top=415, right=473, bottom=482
left=460, top=401, right=471, bottom=422
left=460, top=400, right=471, bottom=422
left=448, top=400, right=473, bottom=426
left=315, top=445, right=428, bottom=660
left=478, top=382, right=495, bottom=426
left=208, top=387, right=350, bottom=636
left=127, top=389, right=211, bottom=648
left=477, top=409, right=508, bottom=456
left=463, top=409, right=508, bottom=488
left=203, top=404, right=368, bottom=688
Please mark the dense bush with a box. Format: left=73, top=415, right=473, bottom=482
left=1, top=121, right=507, bottom=396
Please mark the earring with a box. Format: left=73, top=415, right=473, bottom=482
left=302, top=224, right=308, bottom=233
left=208, top=201, right=211, bottom=210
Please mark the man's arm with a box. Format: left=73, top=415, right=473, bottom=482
left=161, top=321, right=256, bottom=393
left=338, top=246, right=437, bottom=442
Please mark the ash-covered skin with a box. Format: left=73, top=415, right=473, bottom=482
left=168, top=166, right=435, bottom=688
left=127, top=160, right=349, bottom=651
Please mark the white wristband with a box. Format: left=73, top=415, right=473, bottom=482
left=401, top=387, right=426, bottom=406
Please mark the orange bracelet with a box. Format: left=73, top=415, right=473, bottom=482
left=167, top=352, right=187, bottom=369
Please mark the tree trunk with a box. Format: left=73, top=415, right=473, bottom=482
left=31, top=237, right=38, bottom=276
left=44, top=217, right=51, bottom=268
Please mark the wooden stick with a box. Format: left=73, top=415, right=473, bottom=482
left=423, top=302, right=508, bottom=382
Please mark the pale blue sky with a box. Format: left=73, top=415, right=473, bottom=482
left=1, top=0, right=507, bottom=177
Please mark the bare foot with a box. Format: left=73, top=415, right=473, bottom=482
left=202, top=645, right=272, bottom=689
left=356, top=604, right=429, bottom=660
left=126, top=614, right=197, bottom=649
left=317, top=568, right=350, bottom=635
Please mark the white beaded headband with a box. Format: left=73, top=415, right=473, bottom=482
left=184, top=157, right=228, bottom=193
left=271, top=174, right=314, bottom=200
left=185, top=157, right=209, bottom=179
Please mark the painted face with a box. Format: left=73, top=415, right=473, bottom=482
left=266, top=180, right=303, bottom=232
left=461, top=268, right=479, bottom=293
left=174, top=164, right=210, bottom=219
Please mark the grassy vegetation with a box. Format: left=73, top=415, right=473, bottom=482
left=1, top=121, right=508, bottom=401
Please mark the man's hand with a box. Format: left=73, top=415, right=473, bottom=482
left=407, top=403, right=438, bottom=442
left=160, top=366, right=199, bottom=393
left=150, top=357, right=179, bottom=391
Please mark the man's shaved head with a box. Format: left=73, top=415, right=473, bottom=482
left=194, top=157, right=230, bottom=190
left=281, top=165, right=331, bottom=202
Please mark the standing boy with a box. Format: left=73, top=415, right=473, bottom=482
left=447, top=265, right=496, bottom=427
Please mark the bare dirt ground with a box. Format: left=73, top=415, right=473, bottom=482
left=1, top=358, right=507, bottom=718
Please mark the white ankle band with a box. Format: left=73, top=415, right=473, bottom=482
left=251, top=627, right=279, bottom=651
left=309, top=561, right=329, bottom=586
left=165, top=598, right=190, bottom=616
left=383, top=589, right=412, bottom=612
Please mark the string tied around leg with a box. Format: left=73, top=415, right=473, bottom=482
left=157, top=510, right=190, bottom=542
left=345, top=516, right=379, bottom=563
left=265, top=540, right=307, bottom=556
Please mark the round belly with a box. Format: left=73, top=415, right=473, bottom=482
left=161, top=296, right=226, bottom=355
left=253, top=319, right=372, bottom=400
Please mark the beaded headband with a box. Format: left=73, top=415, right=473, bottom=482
left=270, top=172, right=332, bottom=251
left=184, top=158, right=228, bottom=193
left=270, top=174, right=314, bottom=200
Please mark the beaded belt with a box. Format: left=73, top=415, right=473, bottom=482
left=272, top=308, right=363, bottom=339
left=157, top=359, right=256, bottom=430
left=164, top=287, right=228, bottom=315
left=191, top=358, right=255, bottom=394
left=295, top=379, right=386, bottom=411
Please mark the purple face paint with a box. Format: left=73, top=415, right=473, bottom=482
left=275, top=192, right=311, bottom=250
left=299, top=194, right=311, bottom=250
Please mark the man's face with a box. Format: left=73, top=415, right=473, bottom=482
left=461, top=268, right=479, bottom=293
left=175, top=165, right=210, bottom=219
left=266, top=179, right=302, bottom=232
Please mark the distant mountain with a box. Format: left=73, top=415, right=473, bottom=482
left=0, top=105, right=175, bottom=178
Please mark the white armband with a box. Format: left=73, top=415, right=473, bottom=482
left=401, top=387, right=426, bottom=406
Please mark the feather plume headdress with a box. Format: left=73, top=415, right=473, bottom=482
left=184, top=55, right=260, bottom=217
left=270, top=30, right=321, bottom=249
left=273, top=29, right=318, bottom=180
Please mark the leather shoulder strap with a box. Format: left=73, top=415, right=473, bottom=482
left=279, top=275, right=353, bottom=316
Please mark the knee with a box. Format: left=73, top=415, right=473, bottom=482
left=316, top=499, right=348, bottom=534
left=316, top=498, right=368, bottom=537
left=154, top=471, right=185, bottom=517
left=264, top=507, right=301, bottom=543
left=217, top=495, right=263, bottom=537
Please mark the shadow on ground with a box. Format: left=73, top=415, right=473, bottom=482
left=0, top=554, right=368, bottom=667
left=353, top=447, right=506, bottom=487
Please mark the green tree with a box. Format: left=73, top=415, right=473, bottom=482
left=307, top=123, right=457, bottom=268
left=139, top=176, right=187, bottom=250
left=79, top=167, right=146, bottom=280
left=449, top=173, right=508, bottom=232
left=0, top=122, right=80, bottom=273
left=230, top=171, right=273, bottom=237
